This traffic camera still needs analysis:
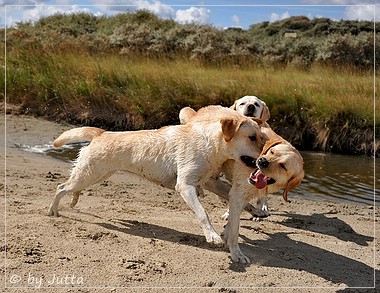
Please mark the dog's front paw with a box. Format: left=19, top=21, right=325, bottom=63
left=250, top=206, right=270, bottom=221
left=251, top=212, right=270, bottom=221
left=244, top=202, right=268, bottom=219
left=206, top=231, right=224, bottom=246
left=48, top=206, right=60, bottom=217
left=230, top=247, right=250, bottom=263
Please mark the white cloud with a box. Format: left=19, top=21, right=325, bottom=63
left=5, top=4, right=101, bottom=27
left=175, top=7, right=211, bottom=24
left=232, top=14, right=240, bottom=26
left=137, top=0, right=174, bottom=19
left=90, top=0, right=174, bottom=19
left=3, top=1, right=211, bottom=27
left=344, top=4, right=379, bottom=21
left=270, top=11, right=290, bottom=23
left=89, top=0, right=131, bottom=10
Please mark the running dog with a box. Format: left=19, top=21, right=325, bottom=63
left=48, top=108, right=263, bottom=254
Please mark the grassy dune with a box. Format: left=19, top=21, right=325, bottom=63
left=5, top=49, right=377, bottom=155
left=2, top=12, right=378, bottom=155
left=7, top=51, right=375, bottom=121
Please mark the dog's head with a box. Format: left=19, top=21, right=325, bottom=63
left=230, top=96, right=270, bottom=123
left=249, top=139, right=304, bottom=202
left=220, top=116, right=264, bottom=166
left=178, top=105, right=264, bottom=167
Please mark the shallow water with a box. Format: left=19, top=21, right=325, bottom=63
left=293, top=152, right=379, bottom=206
left=15, top=143, right=379, bottom=206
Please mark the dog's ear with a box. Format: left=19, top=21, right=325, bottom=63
left=230, top=100, right=238, bottom=110
left=260, top=139, right=283, bottom=156
left=260, top=102, right=271, bottom=123
left=179, top=107, right=197, bottom=124
left=220, top=118, right=242, bottom=142
left=251, top=117, right=263, bottom=125
left=282, top=171, right=304, bottom=202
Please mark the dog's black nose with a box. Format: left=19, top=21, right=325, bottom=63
left=245, top=104, right=257, bottom=116
left=247, top=104, right=256, bottom=112
left=257, top=157, right=269, bottom=168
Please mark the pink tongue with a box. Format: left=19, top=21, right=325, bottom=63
left=251, top=170, right=268, bottom=189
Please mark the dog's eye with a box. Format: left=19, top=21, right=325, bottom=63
left=280, top=163, right=287, bottom=171
left=249, top=135, right=256, bottom=141
left=270, top=149, right=274, bottom=154
left=240, top=102, right=246, bottom=106
left=254, top=102, right=260, bottom=107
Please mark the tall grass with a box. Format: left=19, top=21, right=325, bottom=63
left=6, top=49, right=376, bottom=129
left=5, top=41, right=378, bottom=155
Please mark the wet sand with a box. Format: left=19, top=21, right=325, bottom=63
left=1, top=114, right=379, bottom=292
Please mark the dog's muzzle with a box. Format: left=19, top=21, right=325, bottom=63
left=244, top=104, right=257, bottom=117
left=257, top=157, right=269, bottom=168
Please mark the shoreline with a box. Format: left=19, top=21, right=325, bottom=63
left=21, top=108, right=380, bottom=158
left=1, top=114, right=379, bottom=291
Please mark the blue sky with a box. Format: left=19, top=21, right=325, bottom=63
left=1, top=0, right=378, bottom=28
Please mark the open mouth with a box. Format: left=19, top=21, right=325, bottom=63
left=240, top=156, right=257, bottom=168
left=248, top=169, right=276, bottom=189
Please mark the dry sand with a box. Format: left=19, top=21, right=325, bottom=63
left=1, top=114, right=379, bottom=292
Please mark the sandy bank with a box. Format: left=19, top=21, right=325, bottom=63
left=1, top=114, right=378, bottom=292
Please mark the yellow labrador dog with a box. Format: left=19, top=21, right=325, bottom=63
left=180, top=105, right=304, bottom=263
left=221, top=136, right=303, bottom=263
left=220, top=125, right=304, bottom=220
left=48, top=108, right=263, bottom=250
left=230, top=95, right=270, bottom=123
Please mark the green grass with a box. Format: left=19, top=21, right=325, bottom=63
left=6, top=49, right=377, bottom=130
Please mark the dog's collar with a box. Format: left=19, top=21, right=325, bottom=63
left=260, top=139, right=283, bottom=156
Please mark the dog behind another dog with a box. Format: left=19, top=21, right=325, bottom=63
left=230, top=95, right=270, bottom=123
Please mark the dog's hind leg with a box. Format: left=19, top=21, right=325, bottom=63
left=204, top=177, right=230, bottom=202
left=49, top=181, right=75, bottom=217
left=70, top=191, right=81, bottom=208
left=69, top=172, right=114, bottom=209
left=48, top=165, right=115, bottom=216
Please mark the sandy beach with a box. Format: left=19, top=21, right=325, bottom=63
left=1, top=114, right=379, bottom=292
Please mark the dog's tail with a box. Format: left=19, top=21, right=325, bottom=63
left=179, top=107, right=197, bottom=124
left=53, top=127, right=105, bottom=147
